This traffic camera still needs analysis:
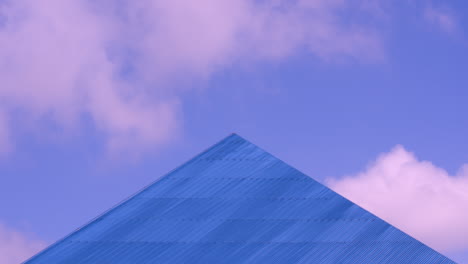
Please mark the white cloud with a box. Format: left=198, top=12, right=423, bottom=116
left=0, top=223, right=45, bottom=264
left=327, top=145, right=468, bottom=256
left=0, top=0, right=179, bottom=154
left=0, top=0, right=384, bottom=154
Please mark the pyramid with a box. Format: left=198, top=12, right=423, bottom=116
left=26, top=134, right=454, bottom=263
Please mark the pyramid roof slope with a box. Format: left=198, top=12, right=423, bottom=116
left=26, top=134, right=454, bottom=263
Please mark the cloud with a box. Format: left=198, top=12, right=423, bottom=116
left=424, top=5, right=458, bottom=34
left=327, top=146, right=468, bottom=255
left=0, top=0, right=180, bottom=154
left=0, top=0, right=384, bottom=154
left=0, top=222, right=46, bottom=264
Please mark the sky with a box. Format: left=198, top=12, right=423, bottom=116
left=0, top=0, right=467, bottom=263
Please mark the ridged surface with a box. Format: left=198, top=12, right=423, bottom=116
left=26, top=134, right=454, bottom=263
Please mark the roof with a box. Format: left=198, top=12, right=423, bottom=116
left=25, top=134, right=454, bottom=263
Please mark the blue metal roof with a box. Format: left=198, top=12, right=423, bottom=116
left=26, top=134, right=454, bottom=263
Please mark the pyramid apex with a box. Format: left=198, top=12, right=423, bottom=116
left=223, top=132, right=247, bottom=142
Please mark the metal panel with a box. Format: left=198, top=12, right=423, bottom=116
left=25, top=134, right=455, bottom=263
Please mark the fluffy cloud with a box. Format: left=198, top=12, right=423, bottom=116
left=0, top=0, right=384, bottom=154
left=0, top=0, right=179, bottom=153
left=328, top=146, right=468, bottom=255
left=0, top=223, right=45, bottom=264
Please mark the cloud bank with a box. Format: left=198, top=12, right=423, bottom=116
left=328, top=146, right=468, bottom=255
left=0, top=0, right=384, bottom=154
left=0, top=223, right=45, bottom=264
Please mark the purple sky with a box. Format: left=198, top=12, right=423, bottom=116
left=1, top=0, right=468, bottom=263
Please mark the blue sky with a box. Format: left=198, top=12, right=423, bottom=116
left=0, top=0, right=467, bottom=263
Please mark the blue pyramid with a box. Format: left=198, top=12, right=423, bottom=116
left=26, top=134, right=454, bottom=263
